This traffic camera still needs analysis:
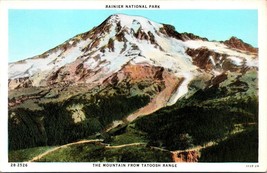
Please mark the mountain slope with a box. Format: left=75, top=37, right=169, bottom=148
left=8, top=14, right=258, bottom=162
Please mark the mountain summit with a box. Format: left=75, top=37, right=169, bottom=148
left=224, top=36, right=258, bottom=53
left=8, top=14, right=258, bottom=162
left=9, top=14, right=257, bottom=92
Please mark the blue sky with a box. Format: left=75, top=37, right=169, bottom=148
left=8, top=10, right=258, bottom=62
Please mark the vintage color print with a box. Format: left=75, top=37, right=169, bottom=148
left=1, top=0, right=267, bottom=172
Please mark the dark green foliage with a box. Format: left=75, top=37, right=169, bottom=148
left=42, top=103, right=73, bottom=145
left=42, top=103, right=103, bottom=146
left=8, top=94, right=149, bottom=151
left=173, top=133, right=194, bottom=149
left=103, top=146, right=172, bottom=162
left=192, top=86, right=227, bottom=100
left=135, top=106, right=235, bottom=150
left=199, top=127, right=258, bottom=162
left=109, top=125, right=148, bottom=145
left=231, top=95, right=258, bottom=123
left=134, top=88, right=258, bottom=151
left=9, top=146, right=54, bottom=162
left=38, top=143, right=106, bottom=162
left=8, top=109, right=47, bottom=150
left=83, top=95, right=150, bottom=127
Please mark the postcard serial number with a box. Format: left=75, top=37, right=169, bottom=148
left=10, top=163, right=28, bottom=167
left=246, top=164, right=259, bottom=168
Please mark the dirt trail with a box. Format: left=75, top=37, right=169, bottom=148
left=29, top=140, right=147, bottom=162
left=28, top=139, right=104, bottom=162
left=106, top=142, right=146, bottom=149
left=29, top=138, right=212, bottom=163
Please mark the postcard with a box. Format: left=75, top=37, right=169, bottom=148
left=0, top=0, right=266, bottom=172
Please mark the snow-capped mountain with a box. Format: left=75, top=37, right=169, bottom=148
left=9, top=14, right=258, bottom=104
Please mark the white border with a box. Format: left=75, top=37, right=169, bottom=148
left=0, top=0, right=266, bottom=172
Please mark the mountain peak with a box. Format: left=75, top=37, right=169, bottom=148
left=224, top=36, right=258, bottom=53
left=8, top=14, right=258, bottom=91
left=106, top=13, right=163, bottom=33
left=106, top=14, right=207, bottom=42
